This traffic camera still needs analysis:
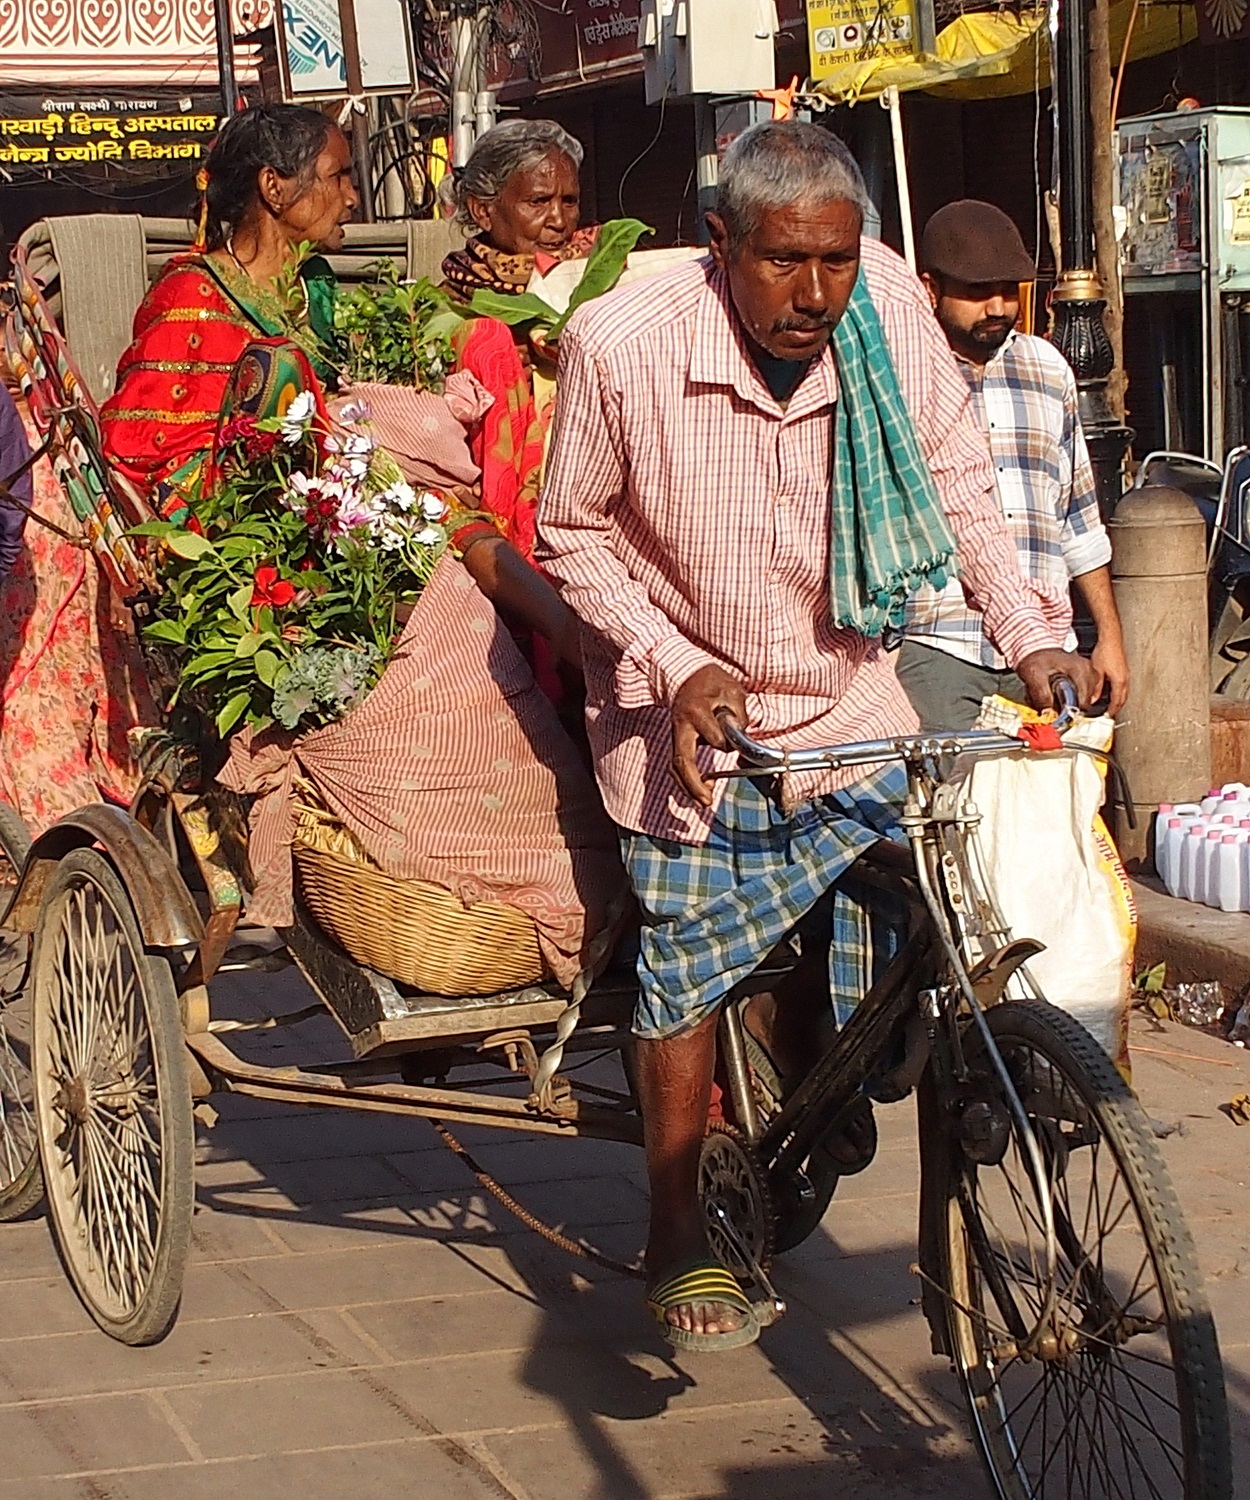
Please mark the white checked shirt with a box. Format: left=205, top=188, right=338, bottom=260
left=904, top=330, right=1111, bottom=669
left=537, top=244, right=1069, bottom=843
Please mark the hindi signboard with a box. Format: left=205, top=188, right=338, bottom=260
left=806, top=0, right=926, bottom=80
left=0, top=92, right=219, bottom=173
left=524, top=0, right=643, bottom=91
left=277, top=0, right=415, bottom=99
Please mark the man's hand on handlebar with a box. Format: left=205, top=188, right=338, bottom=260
left=670, top=664, right=748, bottom=807
left=1015, top=649, right=1101, bottom=717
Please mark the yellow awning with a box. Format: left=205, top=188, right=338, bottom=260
left=810, top=3, right=1198, bottom=106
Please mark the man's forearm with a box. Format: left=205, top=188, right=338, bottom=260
left=1073, top=564, right=1124, bottom=641
left=536, top=524, right=718, bottom=706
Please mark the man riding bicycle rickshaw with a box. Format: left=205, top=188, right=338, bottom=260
left=537, top=119, right=1099, bottom=1352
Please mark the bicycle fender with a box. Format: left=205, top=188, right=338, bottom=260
left=4, top=803, right=204, bottom=949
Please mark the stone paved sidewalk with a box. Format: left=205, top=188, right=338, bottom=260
left=0, top=975, right=1246, bottom=1499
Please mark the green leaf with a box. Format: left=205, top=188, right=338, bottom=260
left=219, top=536, right=264, bottom=562
left=235, top=631, right=264, bottom=659
left=1134, top=961, right=1167, bottom=994
left=182, top=649, right=235, bottom=679
left=551, top=218, right=654, bottom=337
left=215, top=691, right=252, bottom=738
left=253, top=649, right=282, bottom=688
left=467, top=289, right=559, bottom=328
left=142, top=618, right=187, bottom=644
left=166, top=530, right=217, bottom=560
left=226, top=583, right=253, bottom=623
left=128, top=519, right=175, bottom=537
left=424, top=307, right=465, bottom=341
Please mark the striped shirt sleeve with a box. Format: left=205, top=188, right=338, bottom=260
left=1057, top=362, right=1113, bottom=578
left=537, top=320, right=719, bottom=707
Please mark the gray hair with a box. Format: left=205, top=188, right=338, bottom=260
left=717, top=121, right=870, bottom=253
left=443, top=119, right=584, bottom=230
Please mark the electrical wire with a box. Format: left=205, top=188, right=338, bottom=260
left=1110, top=0, right=1143, bottom=127
left=1032, top=0, right=1044, bottom=271
left=617, top=83, right=669, bottom=218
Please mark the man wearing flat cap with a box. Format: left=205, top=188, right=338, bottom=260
left=897, top=198, right=1128, bottom=729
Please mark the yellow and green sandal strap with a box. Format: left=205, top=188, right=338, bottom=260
left=646, top=1261, right=751, bottom=1323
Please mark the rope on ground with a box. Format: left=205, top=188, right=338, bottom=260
left=431, top=1119, right=644, bottom=1279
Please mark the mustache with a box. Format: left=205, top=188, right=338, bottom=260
left=972, top=317, right=1014, bottom=337
left=771, top=315, right=836, bottom=334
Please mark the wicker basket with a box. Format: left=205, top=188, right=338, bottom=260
left=291, top=796, right=549, bottom=996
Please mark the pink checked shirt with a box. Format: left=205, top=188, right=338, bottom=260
left=536, top=241, right=1068, bottom=843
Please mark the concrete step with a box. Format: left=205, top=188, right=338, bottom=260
left=1132, top=876, right=1250, bottom=997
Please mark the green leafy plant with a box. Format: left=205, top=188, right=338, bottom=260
left=134, top=397, right=450, bottom=739
left=466, top=217, right=655, bottom=337
left=334, top=260, right=462, bottom=389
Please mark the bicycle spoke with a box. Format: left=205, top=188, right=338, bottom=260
left=941, top=1011, right=1201, bottom=1500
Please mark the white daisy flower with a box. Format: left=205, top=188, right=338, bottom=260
left=337, top=397, right=372, bottom=425
left=280, top=389, right=316, bottom=444
left=420, top=492, right=448, bottom=521
left=380, top=480, right=417, bottom=512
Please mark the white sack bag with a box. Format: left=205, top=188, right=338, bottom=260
left=953, top=711, right=1136, bottom=1074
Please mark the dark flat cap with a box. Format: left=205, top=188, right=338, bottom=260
left=920, top=199, right=1036, bottom=283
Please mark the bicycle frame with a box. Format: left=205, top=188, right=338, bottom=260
left=714, top=688, right=1084, bottom=1347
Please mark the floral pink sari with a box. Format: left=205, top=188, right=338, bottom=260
left=0, top=401, right=155, bottom=834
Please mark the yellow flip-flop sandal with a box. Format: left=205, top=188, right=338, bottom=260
left=646, top=1258, right=761, bottom=1353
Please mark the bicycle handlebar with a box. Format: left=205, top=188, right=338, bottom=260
left=713, top=675, right=1081, bottom=777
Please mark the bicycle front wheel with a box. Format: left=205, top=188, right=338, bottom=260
left=935, top=999, right=1230, bottom=1500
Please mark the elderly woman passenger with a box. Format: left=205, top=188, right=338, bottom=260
left=101, top=103, right=582, bottom=678
left=439, top=120, right=596, bottom=562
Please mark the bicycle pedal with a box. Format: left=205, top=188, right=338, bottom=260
left=753, top=1295, right=787, bottom=1328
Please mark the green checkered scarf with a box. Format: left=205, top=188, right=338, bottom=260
left=828, top=272, right=955, bottom=637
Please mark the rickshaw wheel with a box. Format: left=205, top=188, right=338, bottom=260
left=0, top=803, right=40, bottom=1221
left=32, top=849, right=193, bottom=1345
left=698, top=1121, right=774, bottom=1283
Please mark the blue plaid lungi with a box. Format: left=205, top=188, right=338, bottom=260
left=622, top=763, right=909, bottom=1040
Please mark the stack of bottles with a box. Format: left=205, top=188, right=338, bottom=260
left=1156, top=784, right=1250, bottom=912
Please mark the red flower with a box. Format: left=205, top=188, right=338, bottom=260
left=251, top=564, right=296, bottom=609
left=219, top=413, right=281, bottom=464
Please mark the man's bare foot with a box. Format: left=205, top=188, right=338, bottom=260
left=645, top=1258, right=756, bottom=1348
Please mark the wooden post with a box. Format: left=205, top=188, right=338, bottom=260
left=337, top=0, right=375, bottom=222
left=1090, top=0, right=1125, bottom=420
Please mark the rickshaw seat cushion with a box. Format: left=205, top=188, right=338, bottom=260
left=41, top=215, right=147, bottom=405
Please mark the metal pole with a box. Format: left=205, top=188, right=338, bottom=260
left=450, top=7, right=477, bottom=168
left=695, top=97, right=717, bottom=244
left=1050, top=0, right=1131, bottom=517
left=1054, top=0, right=1093, bottom=274
left=214, top=0, right=238, bottom=116
left=337, top=0, right=375, bottom=221
left=882, top=87, right=915, bottom=270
